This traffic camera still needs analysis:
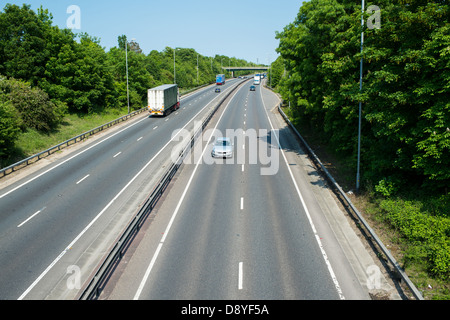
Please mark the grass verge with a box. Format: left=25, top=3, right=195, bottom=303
left=3, top=107, right=131, bottom=168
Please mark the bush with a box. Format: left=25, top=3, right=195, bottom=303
left=275, top=0, right=450, bottom=194
left=375, top=178, right=399, bottom=197
left=0, top=99, right=20, bottom=157
left=380, top=198, right=450, bottom=279
left=0, top=77, right=66, bottom=132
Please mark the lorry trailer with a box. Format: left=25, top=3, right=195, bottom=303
left=254, top=74, right=261, bottom=85
left=148, top=84, right=180, bottom=116
left=216, top=74, right=226, bottom=85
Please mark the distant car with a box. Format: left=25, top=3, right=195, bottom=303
left=211, top=137, right=233, bottom=158
left=215, top=88, right=221, bottom=93
left=250, top=85, right=255, bottom=91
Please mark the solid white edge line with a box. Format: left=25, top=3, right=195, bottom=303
left=18, top=82, right=239, bottom=300
left=259, top=83, right=345, bottom=300
left=132, top=243, right=163, bottom=300
left=1, top=83, right=224, bottom=200
left=133, top=82, right=243, bottom=300
left=1, top=116, right=147, bottom=200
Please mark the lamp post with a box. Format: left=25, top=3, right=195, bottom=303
left=125, top=37, right=129, bottom=114
left=173, top=48, right=176, bottom=84
left=125, top=37, right=136, bottom=114
left=356, top=0, right=364, bottom=192
left=173, top=47, right=181, bottom=84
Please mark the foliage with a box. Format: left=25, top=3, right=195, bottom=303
left=275, top=0, right=450, bottom=193
left=379, top=196, right=450, bottom=279
left=0, top=3, right=257, bottom=163
left=267, top=56, right=285, bottom=88
left=0, top=99, right=21, bottom=157
left=375, top=177, right=399, bottom=197
left=0, top=76, right=66, bottom=132
left=275, top=0, right=450, bottom=282
left=0, top=4, right=51, bottom=85
left=40, top=32, right=116, bottom=113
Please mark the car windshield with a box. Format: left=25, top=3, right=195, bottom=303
left=215, top=140, right=230, bottom=146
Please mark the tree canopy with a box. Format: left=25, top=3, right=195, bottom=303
left=273, top=0, right=450, bottom=194
left=0, top=3, right=257, bottom=163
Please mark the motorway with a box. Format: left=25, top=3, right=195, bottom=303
left=0, top=78, right=242, bottom=300
left=100, top=80, right=396, bottom=300
left=0, top=77, right=400, bottom=301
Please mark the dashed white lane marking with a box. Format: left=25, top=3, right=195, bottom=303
left=76, top=174, right=90, bottom=185
left=17, top=207, right=46, bottom=228
left=238, top=262, right=243, bottom=290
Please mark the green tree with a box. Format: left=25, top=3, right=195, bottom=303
left=0, top=4, right=116, bottom=114
left=275, top=0, right=449, bottom=193
left=0, top=77, right=66, bottom=132
left=268, top=56, right=285, bottom=88
left=107, top=36, right=157, bottom=110
left=40, top=32, right=115, bottom=113
left=0, top=98, right=21, bottom=158
left=0, top=4, right=51, bottom=85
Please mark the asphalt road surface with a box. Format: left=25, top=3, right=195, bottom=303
left=101, top=80, right=396, bottom=301
left=0, top=79, right=242, bottom=299
left=1, top=77, right=400, bottom=301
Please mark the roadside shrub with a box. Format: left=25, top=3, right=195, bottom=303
left=380, top=198, right=450, bottom=279
left=429, top=239, right=450, bottom=277
left=0, top=77, right=66, bottom=132
left=375, top=178, right=399, bottom=197
left=0, top=99, right=20, bottom=157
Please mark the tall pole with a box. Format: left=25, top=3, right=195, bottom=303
left=125, top=36, right=130, bottom=114
left=173, top=49, right=176, bottom=84
left=356, top=0, right=364, bottom=192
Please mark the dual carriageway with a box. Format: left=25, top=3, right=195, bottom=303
left=0, top=77, right=400, bottom=300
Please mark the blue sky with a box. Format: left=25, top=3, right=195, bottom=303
left=2, top=0, right=303, bottom=64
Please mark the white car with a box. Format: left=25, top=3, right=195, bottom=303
left=211, top=137, right=233, bottom=158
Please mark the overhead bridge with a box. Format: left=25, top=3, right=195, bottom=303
left=222, top=66, right=269, bottom=77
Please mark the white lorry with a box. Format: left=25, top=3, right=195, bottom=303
left=148, top=84, right=180, bottom=116
left=254, top=74, right=261, bottom=85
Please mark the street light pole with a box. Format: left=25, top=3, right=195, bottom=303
left=125, top=37, right=130, bottom=114
left=173, top=48, right=176, bottom=84
left=356, top=0, right=365, bottom=192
